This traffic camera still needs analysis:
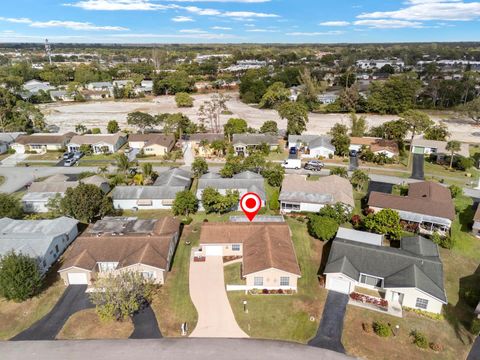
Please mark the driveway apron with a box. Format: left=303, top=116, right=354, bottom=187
left=129, top=305, right=162, bottom=339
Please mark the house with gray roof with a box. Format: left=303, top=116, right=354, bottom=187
left=197, top=171, right=266, bottom=211
left=232, top=134, right=279, bottom=156
left=112, top=168, right=192, bottom=210
left=324, top=234, right=447, bottom=315
left=288, top=135, right=335, bottom=158
left=0, top=217, right=79, bottom=274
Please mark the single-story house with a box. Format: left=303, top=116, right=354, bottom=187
left=0, top=216, right=79, bottom=274
left=279, top=174, right=354, bottom=213
left=324, top=234, right=447, bottom=314
left=232, top=134, right=279, bottom=156
left=0, top=132, right=25, bottom=154
left=196, top=171, right=266, bottom=210
left=368, top=181, right=455, bottom=236
left=50, top=90, right=74, bottom=102
left=128, top=133, right=175, bottom=156
left=19, top=80, right=56, bottom=100
left=58, top=216, right=180, bottom=286
left=11, top=132, right=75, bottom=154
left=183, top=133, right=225, bottom=157
left=199, top=222, right=301, bottom=291
left=317, top=92, right=338, bottom=104
left=411, top=138, right=470, bottom=160
left=113, top=168, right=192, bottom=210
left=472, top=206, right=480, bottom=239
left=113, top=80, right=134, bottom=88
left=85, top=81, right=114, bottom=92
left=288, top=135, right=335, bottom=158
left=22, top=174, right=110, bottom=213
left=67, top=133, right=127, bottom=154
left=350, top=137, right=399, bottom=158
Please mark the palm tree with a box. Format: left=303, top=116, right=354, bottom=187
left=97, top=166, right=108, bottom=175
left=115, top=153, right=132, bottom=174
left=142, top=162, right=156, bottom=182
left=446, top=140, right=461, bottom=169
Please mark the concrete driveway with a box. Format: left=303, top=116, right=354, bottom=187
left=308, top=291, right=349, bottom=353
left=189, top=255, right=248, bottom=338
left=0, top=153, right=28, bottom=167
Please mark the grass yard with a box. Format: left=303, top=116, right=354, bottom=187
left=266, top=151, right=287, bottom=161
left=151, top=223, right=199, bottom=336
left=56, top=309, right=133, bottom=340
left=26, top=152, right=63, bottom=161
left=0, top=271, right=65, bottom=340
left=224, top=218, right=328, bottom=343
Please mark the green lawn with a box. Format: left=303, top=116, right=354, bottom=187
left=266, top=151, right=287, bottom=161
left=26, top=152, right=63, bottom=161
left=224, top=218, right=328, bottom=343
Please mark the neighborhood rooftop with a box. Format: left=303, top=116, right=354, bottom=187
left=198, top=171, right=266, bottom=201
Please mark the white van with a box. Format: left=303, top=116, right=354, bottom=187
left=281, top=159, right=301, bottom=170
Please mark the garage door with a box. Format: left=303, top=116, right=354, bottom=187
left=67, top=273, right=88, bottom=285
left=328, top=277, right=351, bottom=294
left=205, top=245, right=223, bottom=256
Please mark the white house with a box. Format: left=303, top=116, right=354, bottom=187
left=11, top=133, right=75, bottom=154
left=324, top=235, right=447, bottom=315
left=67, top=133, right=127, bottom=154
left=0, top=217, right=79, bottom=275
left=279, top=175, right=354, bottom=213
left=288, top=135, right=335, bottom=158
left=411, top=138, right=470, bottom=159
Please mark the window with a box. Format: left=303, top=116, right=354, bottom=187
left=415, top=298, right=428, bottom=310
left=142, top=271, right=155, bottom=279
left=254, top=277, right=263, bottom=286
left=55, top=245, right=59, bottom=253
left=280, top=277, right=290, bottom=286
left=98, top=262, right=118, bottom=272
left=232, top=244, right=240, bottom=251
left=281, top=203, right=300, bottom=211
left=359, top=274, right=383, bottom=287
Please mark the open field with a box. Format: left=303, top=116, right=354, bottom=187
left=56, top=309, right=133, bottom=340
left=39, top=93, right=480, bottom=143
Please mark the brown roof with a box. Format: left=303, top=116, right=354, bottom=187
left=15, top=132, right=75, bottom=145
left=187, top=133, right=225, bottom=143
left=370, top=139, right=399, bottom=155
left=200, top=223, right=301, bottom=276
left=368, top=181, right=455, bottom=220
left=60, top=217, right=180, bottom=272
left=129, top=134, right=175, bottom=149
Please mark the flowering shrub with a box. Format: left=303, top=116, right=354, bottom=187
left=350, top=292, right=388, bottom=309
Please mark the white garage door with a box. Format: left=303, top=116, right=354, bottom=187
left=68, top=273, right=88, bottom=285
left=205, top=245, right=223, bottom=256
left=328, top=277, right=351, bottom=294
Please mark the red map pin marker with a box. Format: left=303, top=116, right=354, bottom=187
left=240, top=192, right=261, bottom=222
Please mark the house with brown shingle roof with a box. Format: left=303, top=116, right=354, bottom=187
left=11, top=132, right=75, bottom=154
left=58, top=216, right=181, bottom=286
left=67, top=133, right=127, bottom=154
left=350, top=137, right=399, bottom=158
left=368, top=181, right=455, bottom=236
left=128, top=133, right=175, bottom=156
left=199, top=222, right=301, bottom=291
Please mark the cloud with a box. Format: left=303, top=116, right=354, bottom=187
left=354, top=19, right=424, bottom=28
left=172, top=16, right=194, bottom=22
left=358, top=0, right=480, bottom=21
left=223, top=11, right=278, bottom=18
left=64, top=0, right=174, bottom=11
left=211, top=26, right=232, bottom=30
left=179, top=28, right=207, bottom=33
left=319, top=21, right=350, bottom=26
left=286, top=30, right=344, bottom=36
left=0, top=17, right=128, bottom=31
left=246, top=28, right=279, bottom=32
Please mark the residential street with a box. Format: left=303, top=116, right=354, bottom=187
left=0, top=338, right=354, bottom=360
left=189, top=255, right=248, bottom=338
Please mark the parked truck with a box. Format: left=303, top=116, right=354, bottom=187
left=281, top=158, right=301, bottom=170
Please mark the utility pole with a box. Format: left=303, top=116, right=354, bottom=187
left=45, top=39, right=52, bottom=65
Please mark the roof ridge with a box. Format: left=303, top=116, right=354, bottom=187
left=264, top=227, right=274, bottom=268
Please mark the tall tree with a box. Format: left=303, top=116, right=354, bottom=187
left=330, top=123, right=351, bottom=157
left=423, top=123, right=450, bottom=141
left=460, top=97, right=480, bottom=125
left=197, top=93, right=230, bottom=133
left=107, top=120, right=119, bottom=134
left=191, top=157, right=208, bottom=178
left=298, top=68, right=326, bottom=110
left=259, top=82, right=290, bottom=109
left=350, top=113, right=367, bottom=137
left=172, top=190, right=198, bottom=217
left=400, top=110, right=434, bottom=164
left=0, top=193, right=23, bottom=219
left=446, top=140, right=461, bottom=169
left=127, top=111, right=157, bottom=133
left=260, top=120, right=278, bottom=135
left=278, top=101, right=309, bottom=135
left=224, top=118, right=248, bottom=141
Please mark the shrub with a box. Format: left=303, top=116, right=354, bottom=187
left=318, top=203, right=352, bottom=225
left=439, top=235, right=455, bottom=249
left=430, top=231, right=442, bottom=245
left=362, top=322, right=372, bottom=333
left=448, top=184, right=463, bottom=198
left=307, top=215, right=339, bottom=241
left=269, top=189, right=280, bottom=211
left=404, top=307, right=444, bottom=320
left=372, top=321, right=391, bottom=337
left=470, top=318, right=480, bottom=335
left=351, top=214, right=362, bottom=229
left=329, top=167, right=348, bottom=178
left=429, top=342, right=443, bottom=352
left=410, top=329, right=428, bottom=349
left=175, top=92, right=194, bottom=107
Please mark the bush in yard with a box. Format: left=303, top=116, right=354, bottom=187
left=372, top=321, right=391, bottom=337
left=0, top=251, right=42, bottom=302
left=429, top=342, right=443, bottom=352
left=319, top=203, right=352, bottom=225
left=191, top=157, right=208, bottom=178
left=173, top=190, right=198, bottom=216
left=261, top=162, right=285, bottom=187
left=439, top=235, right=455, bottom=249
left=307, top=215, right=339, bottom=241
left=269, top=189, right=280, bottom=211
left=175, top=92, right=194, bottom=107
left=363, top=208, right=402, bottom=241
left=351, top=214, right=362, bottom=229
left=410, top=329, right=428, bottom=349
left=329, top=167, right=348, bottom=178
left=0, top=193, right=23, bottom=219
left=430, top=231, right=442, bottom=245
left=471, top=318, right=480, bottom=335
left=448, top=184, right=463, bottom=198
left=89, top=272, right=155, bottom=321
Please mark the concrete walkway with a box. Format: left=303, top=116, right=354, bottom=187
left=182, top=142, right=194, bottom=167
left=189, top=255, right=248, bottom=338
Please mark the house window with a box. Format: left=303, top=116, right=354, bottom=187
left=98, top=262, right=118, bottom=272
left=281, top=203, right=300, bottom=211
left=142, top=271, right=155, bottom=279
left=254, top=277, right=263, bottom=286
left=232, top=244, right=240, bottom=251
left=359, top=273, right=383, bottom=287
left=55, top=245, right=59, bottom=253
left=280, top=277, right=290, bottom=286
left=415, top=298, right=429, bottom=310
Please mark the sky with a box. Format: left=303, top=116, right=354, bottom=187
left=0, top=0, right=480, bottom=43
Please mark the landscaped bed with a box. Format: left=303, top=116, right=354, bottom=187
left=224, top=218, right=327, bottom=343
left=56, top=309, right=133, bottom=340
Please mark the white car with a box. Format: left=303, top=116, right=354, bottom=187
left=281, top=159, right=301, bottom=170
left=64, top=158, right=77, bottom=167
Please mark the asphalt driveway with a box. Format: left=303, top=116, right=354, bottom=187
left=368, top=181, right=394, bottom=195
left=129, top=305, right=162, bottom=339
left=411, top=153, right=425, bottom=180
left=308, top=291, right=348, bottom=353
left=11, top=285, right=94, bottom=341
left=189, top=255, right=248, bottom=338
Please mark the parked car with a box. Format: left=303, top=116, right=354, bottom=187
left=124, top=148, right=132, bottom=154
left=304, top=160, right=324, bottom=171
left=64, top=158, right=77, bottom=167
left=62, top=152, right=74, bottom=160
left=289, top=147, right=297, bottom=155
left=73, top=151, right=84, bottom=160
left=281, top=159, right=301, bottom=170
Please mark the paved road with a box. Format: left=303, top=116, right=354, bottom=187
left=467, top=336, right=480, bottom=360
left=308, top=291, right=349, bottom=353
left=0, top=338, right=354, bottom=360
left=11, top=285, right=94, bottom=341
left=189, top=255, right=248, bottom=338
left=129, top=305, right=162, bottom=339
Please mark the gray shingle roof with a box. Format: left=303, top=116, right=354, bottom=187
left=288, top=135, right=335, bottom=151
left=324, top=237, right=447, bottom=303
left=197, top=171, right=266, bottom=201
left=153, top=168, right=192, bottom=187
left=113, top=185, right=187, bottom=200
left=232, top=134, right=278, bottom=146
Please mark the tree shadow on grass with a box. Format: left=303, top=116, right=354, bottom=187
left=459, top=202, right=477, bottom=233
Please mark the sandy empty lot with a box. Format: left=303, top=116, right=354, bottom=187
left=40, top=92, right=480, bottom=143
